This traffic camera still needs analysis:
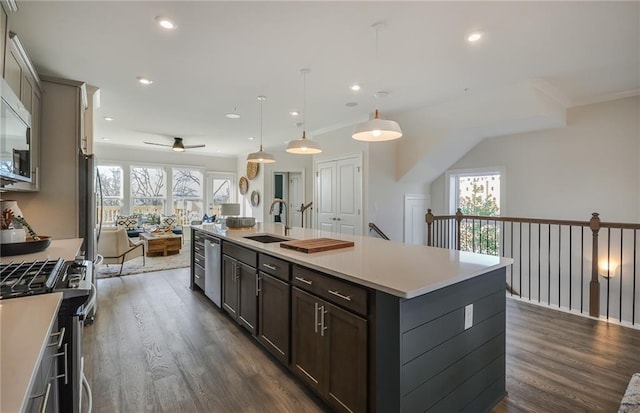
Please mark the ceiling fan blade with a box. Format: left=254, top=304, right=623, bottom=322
left=143, top=141, right=172, bottom=147
left=184, top=144, right=206, bottom=149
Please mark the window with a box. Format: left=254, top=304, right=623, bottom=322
left=172, top=168, right=203, bottom=225
left=209, top=173, right=235, bottom=216
left=130, top=166, right=166, bottom=216
left=97, top=165, right=123, bottom=224
left=446, top=167, right=504, bottom=255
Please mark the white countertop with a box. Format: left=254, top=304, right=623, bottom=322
left=194, top=223, right=512, bottom=299
left=0, top=293, right=63, bottom=413
left=0, top=238, right=83, bottom=264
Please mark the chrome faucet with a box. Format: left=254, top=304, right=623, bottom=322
left=269, top=198, right=290, bottom=236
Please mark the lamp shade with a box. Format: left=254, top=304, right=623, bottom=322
left=352, top=112, right=402, bottom=142
left=220, top=203, right=241, bottom=216
left=247, top=145, right=276, bottom=163
left=286, top=131, right=322, bottom=154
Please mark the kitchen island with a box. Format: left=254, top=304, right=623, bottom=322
left=191, top=223, right=512, bottom=413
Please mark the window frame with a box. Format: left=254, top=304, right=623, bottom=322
left=445, top=166, right=506, bottom=216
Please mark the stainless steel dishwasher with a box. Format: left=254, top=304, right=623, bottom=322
left=204, top=237, right=221, bottom=307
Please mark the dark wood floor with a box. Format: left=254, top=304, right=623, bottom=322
left=84, top=268, right=640, bottom=413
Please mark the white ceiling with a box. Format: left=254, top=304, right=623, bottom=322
left=8, top=1, right=640, bottom=157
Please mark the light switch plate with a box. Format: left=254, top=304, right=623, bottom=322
left=464, top=304, right=473, bottom=330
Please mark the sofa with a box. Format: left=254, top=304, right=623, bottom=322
left=115, top=213, right=183, bottom=238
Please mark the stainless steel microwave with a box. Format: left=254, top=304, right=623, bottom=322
left=0, top=77, right=32, bottom=183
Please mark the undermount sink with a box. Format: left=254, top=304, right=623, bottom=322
left=243, top=234, right=292, bottom=243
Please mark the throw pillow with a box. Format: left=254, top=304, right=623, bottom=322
left=116, top=215, right=139, bottom=231
left=161, top=214, right=177, bottom=229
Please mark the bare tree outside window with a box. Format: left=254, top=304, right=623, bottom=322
left=97, top=165, right=123, bottom=224
left=172, top=168, right=203, bottom=225
left=131, top=166, right=166, bottom=215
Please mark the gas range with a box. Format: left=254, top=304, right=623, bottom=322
left=0, top=258, right=93, bottom=300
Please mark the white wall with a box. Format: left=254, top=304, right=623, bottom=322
left=236, top=155, right=264, bottom=222
left=430, top=96, right=640, bottom=223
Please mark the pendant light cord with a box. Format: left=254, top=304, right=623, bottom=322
left=375, top=25, right=380, bottom=113
left=260, top=96, right=264, bottom=149
left=302, top=69, right=307, bottom=138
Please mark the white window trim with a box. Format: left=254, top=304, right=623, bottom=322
left=445, top=166, right=506, bottom=215
left=206, top=171, right=237, bottom=216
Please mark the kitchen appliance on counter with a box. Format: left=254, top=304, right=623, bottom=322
left=0, top=258, right=94, bottom=413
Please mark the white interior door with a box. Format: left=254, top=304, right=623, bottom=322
left=315, top=155, right=362, bottom=235
left=335, top=158, right=361, bottom=235
left=288, top=172, right=303, bottom=228
left=404, top=194, right=429, bottom=245
left=316, top=161, right=337, bottom=233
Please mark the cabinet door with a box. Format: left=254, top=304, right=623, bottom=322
left=291, top=287, right=324, bottom=394
left=258, top=272, right=290, bottom=364
left=323, top=301, right=368, bottom=413
left=237, top=261, right=257, bottom=334
left=221, top=255, right=238, bottom=317
left=4, top=45, right=22, bottom=97
left=20, top=73, right=33, bottom=112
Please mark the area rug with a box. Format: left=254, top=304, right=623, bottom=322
left=97, top=243, right=190, bottom=278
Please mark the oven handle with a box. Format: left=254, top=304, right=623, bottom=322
left=82, top=371, right=93, bottom=413
left=81, top=283, right=97, bottom=321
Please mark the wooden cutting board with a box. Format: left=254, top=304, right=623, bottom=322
left=280, top=238, right=354, bottom=253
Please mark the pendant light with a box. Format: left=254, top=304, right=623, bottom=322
left=352, top=23, right=402, bottom=142
left=247, top=96, right=276, bottom=163
left=286, top=69, right=322, bottom=154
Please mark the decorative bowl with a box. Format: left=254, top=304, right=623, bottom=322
left=0, top=236, right=52, bottom=256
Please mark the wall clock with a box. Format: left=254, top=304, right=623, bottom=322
left=239, top=176, right=249, bottom=195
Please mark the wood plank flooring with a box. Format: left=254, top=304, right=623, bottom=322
left=83, top=268, right=640, bottom=413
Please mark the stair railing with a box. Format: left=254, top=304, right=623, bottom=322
left=368, top=222, right=390, bottom=240
left=426, top=209, right=640, bottom=327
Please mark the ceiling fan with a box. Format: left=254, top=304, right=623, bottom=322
left=143, top=137, right=205, bottom=152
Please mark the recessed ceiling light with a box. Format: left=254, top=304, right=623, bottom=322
left=102, top=138, right=110, bottom=141
left=104, top=116, right=114, bottom=121
left=350, top=84, right=361, bottom=91
left=248, top=137, right=255, bottom=140
left=290, top=111, right=299, bottom=116
left=345, top=102, right=358, bottom=107
left=467, top=32, right=483, bottom=43
left=137, top=77, right=153, bottom=85
left=156, top=16, right=177, bottom=30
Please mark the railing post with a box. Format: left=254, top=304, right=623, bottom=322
left=456, top=209, right=463, bottom=251
left=589, top=212, right=601, bottom=317
left=425, top=209, right=434, bottom=246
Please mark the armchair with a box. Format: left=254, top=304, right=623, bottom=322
left=97, top=227, right=145, bottom=275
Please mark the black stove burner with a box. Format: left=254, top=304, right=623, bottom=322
left=0, top=258, right=65, bottom=299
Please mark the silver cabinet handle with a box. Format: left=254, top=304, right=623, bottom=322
left=320, top=305, right=328, bottom=337
left=328, top=289, right=352, bottom=301
left=194, top=274, right=201, bottom=279
left=256, top=275, right=261, bottom=296
left=262, top=263, right=277, bottom=271
left=295, top=276, right=312, bottom=285
left=48, top=327, right=65, bottom=349
left=40, top=382, right=52, bottom=413
left=55, top=343, right=68, bottom=385
left=314, top=302, right=318, bottom=333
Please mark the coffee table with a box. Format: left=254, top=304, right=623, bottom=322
left=139, top=232, right=182, bottom=257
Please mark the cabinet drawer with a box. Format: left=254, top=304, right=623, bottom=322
left=223, top=241, right=257, bottom=267
left=258, top=254, right=290, bottom=282
left=194, top=265, right=205, bottom=289
left=194, top=242, right=204, bottom=256
left=194, top=254, right=205, bottom=268
left=194, top=231, right=205, bottom=244
left=292, top=266, right=368, bottom=316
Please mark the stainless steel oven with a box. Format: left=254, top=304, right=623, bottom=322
left=0, top=258, right=95, bottom=413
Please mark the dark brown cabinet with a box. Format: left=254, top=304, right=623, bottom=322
left=292, top=287, right=367, bottom=413
left=222, top=254, right=257, bottom=334
left=258, top=272, right=290, bottom=364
